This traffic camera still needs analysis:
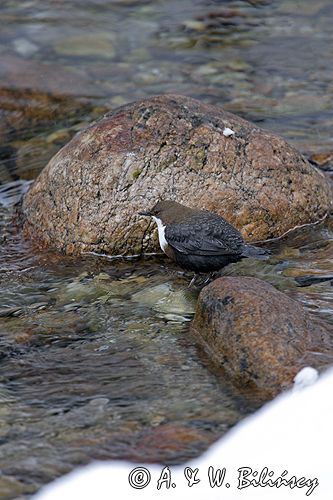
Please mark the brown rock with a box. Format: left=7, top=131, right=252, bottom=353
left=0, top=87, right=91, bottom=138
left=0, top=53, right=104, bottom=97
left=131, top=423, right=215, bottom=463
left=20, top=94, right=332, bottom=255
left=15, top=138, right=59, bottom=181
left=0, top=87, right=105, bottom=181
left=191, top=277, right=332, bottom=398
left=310, top=150, right=333, bottom=171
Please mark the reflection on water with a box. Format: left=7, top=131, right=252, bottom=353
left=0, top=0, right=333, bottom=498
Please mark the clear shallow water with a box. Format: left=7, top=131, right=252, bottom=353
left=0, top=0, right=333, bottom=498
left=0, top=182, right=256, bottom=498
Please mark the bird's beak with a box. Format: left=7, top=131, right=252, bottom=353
left=138, top=210, right=152, bottom=216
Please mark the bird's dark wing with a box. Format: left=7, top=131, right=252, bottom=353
left=165, top=213, right=244, bottom=256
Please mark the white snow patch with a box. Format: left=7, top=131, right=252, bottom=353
left=223, top=127, right=235, bottom=137
left=33, top=367, right=333, bottom=500
left=293, top=366, right=319, bottom=391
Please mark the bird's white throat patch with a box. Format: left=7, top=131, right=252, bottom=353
left=152, top=216, right=168, bottom=252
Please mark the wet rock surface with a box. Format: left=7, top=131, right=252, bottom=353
left=21, top=94, right=332, bottom=255
left=191, top=277, right=333, bottom=398
left=310, top=150, right=333, bottom=171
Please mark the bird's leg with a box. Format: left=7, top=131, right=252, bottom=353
left=188, top=273, right=198, bottom=288
left=202, top=273, right=212, bottom=286
left=188, top=272, right=214, bottom=288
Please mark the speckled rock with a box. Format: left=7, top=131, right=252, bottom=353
left=191, top=277, right=332, bottom=398
left=20, top=94, right=332, bottom=255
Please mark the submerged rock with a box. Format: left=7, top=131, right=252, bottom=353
left=131, top=423, right=214, bottom=463
left=20, top=94, right=332, bottom=255
left=54, top=34, right=115, bottom=59
left=310, top=150, right=333, bottom=171
left=191, top=277, right=332, bottom=398
left=131, top=283, right=196, bottom=320
left=15, top=138, right=59, bottom=181
left=0, top=87, right=105, bottom=181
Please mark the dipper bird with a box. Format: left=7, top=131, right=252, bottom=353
left=139, top=200, right=269, bottom=273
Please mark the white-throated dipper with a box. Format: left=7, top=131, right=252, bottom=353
left=139, top=200, right=269, bottom=273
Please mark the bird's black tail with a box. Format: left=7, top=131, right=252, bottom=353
left=241, top=244, right=271, bottom=259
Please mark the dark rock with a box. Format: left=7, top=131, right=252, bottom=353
left=0, top=144, right=17, bottom=183
left=191, top=277, right=333, bottom=398
left=20, top=94, right=332, bottom=255
left=295, top=275, right=333, bottom=287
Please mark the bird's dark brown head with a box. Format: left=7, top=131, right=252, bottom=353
left=139, top=200, right=193, bottom=224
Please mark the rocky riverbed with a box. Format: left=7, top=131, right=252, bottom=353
left=18, top=91, right=333, bottom=399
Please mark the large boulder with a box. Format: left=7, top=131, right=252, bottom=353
left=191, top=277, right=332, bottom=398
left=20, top=94, right=332, bottom=255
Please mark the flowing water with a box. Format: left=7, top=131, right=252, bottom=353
left=0, top=0, right=333, bottom=498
